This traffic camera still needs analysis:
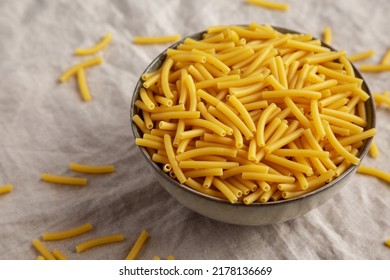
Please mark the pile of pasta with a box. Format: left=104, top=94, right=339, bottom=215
left=133, top=23, right=376, bottom=204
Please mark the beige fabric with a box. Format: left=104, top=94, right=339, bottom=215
left=0, top=0, right=389, bottom=260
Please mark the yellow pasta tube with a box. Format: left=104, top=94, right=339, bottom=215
left=59, top=57, right=103, bottom=83
left=185, top=178, right=225, bottom=199
left=243, top=188, right=264, bottom=205
left=184, top=118, right=226, bottom=136
left=0, top=184, right=13, bottom=195
left=161, top=58, right=174, bottom=99
left=42, top=223, right=94, bottom=241
left=322, top=26, right=332, bottom=45
left=135, top=138, right=165, bottom=150
left=52, top=249, right=69, bottom=260
left=324, top=122, right=360, bottom=165
left=178, top=161, right=239, bottom=169
left=227, top=95, right=256, bottom=133
left=354, top=57, right=388, bottom=73
left=132, top=114, right=150, bottom=135
left=381, top=48, right=390, bottom=64
left=221, top=165, right=269, bottom=179
left=286, top=39, right=330, bottom=53
left=41, top=173, right=87, bottom=186
left=245, top=0, right=289, bottom=11
left=150, top=111, right=200, bottom=120
left=321, top=108, right=367, bottom=127
left=369, top=141, right=379, bottom=158
left=75, top=33, right=112, bottom=55
left=32, top=239, right=55, bottom=260
left=76, top=68, right=92, bottom=102
left=198, top=102, right=233, bottom=135
left=264, top=128, right=304, bottom=154
left=265, top=154, right=313, bottom=176
left=317, top=65, right=363, bottom=85
left=216, top=102, right=253, bottom=140
left=242, top=172, right=295, bottom=183
left=284, top=97, right=312, bottom=129
left=184, top=168, right=223, bottom=178
left=125, top=230, right=149, bottom=260
left=212, top=178, right=238, bottom=203
left=133, top=34, right=181, bottom=44
left=311, top=99, right=325, bottom=140
left=347, top=49, right=375, bottom=62
left=305, top=50, right=347, bottom=65
left=256, top=103, right=277, bottom=147
left=357, top=165, right=390, bottom=184
left=262, top=89, right=321, bottom=99
left=273, top=149, right=329, bottom=158
left=69, top=163, right=115, bottom=174
left=164, top=134, right=187, bottom=184
left=76, top=234, right=125, bottom=253
left=192, top=49, right=230, bottom=74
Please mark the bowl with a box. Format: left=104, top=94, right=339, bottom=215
left=130, top=25, right=376, bottom=226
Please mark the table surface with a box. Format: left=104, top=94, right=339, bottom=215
left=0, top=0, right=389, bottom=260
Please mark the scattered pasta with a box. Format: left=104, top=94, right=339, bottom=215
left=133, top=35, right=182, bottom=44
left=125, top=230, right=149, bottom=260
left=133, top=23, right=375, bottom=204
left=369, top=141, right=380, bottom=158
left=76, top=68, right=92, bottom=102
left=373, top=92, right=390, bottom=107
left=0, top=184, right=13, bottom=195
left=360, top=64, right=390, bottom=72
left=42, top=223, right=94, bottom=241
left=385, top=238, right=390, bottom=248
left=41, top=173, right=87, bottom=186
left=357, top=165, right=390, bottom=184
left=381, top=48, right=390, bottom=65
left=245, top=0, right=289, bottom=11
left=69, top=162, right=115, bottom=174
left=322, top=26, right=332, bottom=45
left=75, top=33, right=112, bottom=56
left=347, top=50, right=375, bottom=62
left=52, top=249, right=69, bottom=260
left=166, top=255, right=176, bottom=260
left=32, top=239, right=56, bottom=260
left=76, top=234, right=125, bottom=253
left=59, top=57, right=103, bottom=83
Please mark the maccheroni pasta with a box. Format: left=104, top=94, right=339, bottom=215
left=133, top=23, right=375, bottom=205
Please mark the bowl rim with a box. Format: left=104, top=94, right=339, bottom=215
left=130, top=24, right=376, bottom=207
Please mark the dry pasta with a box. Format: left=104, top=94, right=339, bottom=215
left=357, top=165, right=390, bottom=184
left=322, top=26, right=332, bottom=45
left=41, top=173, right=87, bottom=186
left=134, top=35, right=181, bottom=44
left=76, top=68, right=92, bottom=102
left=347, top=49, right=375, bottom=62
left=75, top=234, right=125, bottom=253
left=69, top=162, right=115, bottom=174
left=75, top=33, right=112, bottom=55
left=32, top=239, right=56, bottom=260
left=52, top=249, right=69, bottom=260
left=59, top=57, right=103, bottom=83
left=42, top=223, right=94, bottom=241
left=0, top=184, right=13, bottom=195
left=386, top=238, right=390, bottom=248
left=125, top=230, right=149, bottom=260
left=246, top=0, right=289, bottom=11
left=133, top=23, right=375, bottom=204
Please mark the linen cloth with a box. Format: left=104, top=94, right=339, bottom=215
left=0, top=0, right=389, bottom=260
